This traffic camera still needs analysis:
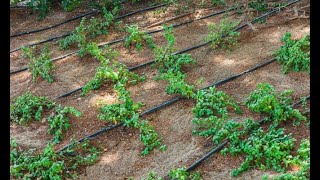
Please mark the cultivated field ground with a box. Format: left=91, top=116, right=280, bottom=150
left=10, top=0, right=310, bottom=179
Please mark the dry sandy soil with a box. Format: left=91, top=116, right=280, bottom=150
left=10, top=0, right=310, bottom=179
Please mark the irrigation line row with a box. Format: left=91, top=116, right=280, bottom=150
left=183, top=95, right=310, bottom=173
left=10, top=10, right=99, bottom=38
left=50, top=0, right=297, bottom=99
left=10, top=6, right=235, bottom=74
left=56, top=56, right=278, bottom=153
left=10, top=3, right=167, bottom=53
left=10, top=0, right=130, bottom=38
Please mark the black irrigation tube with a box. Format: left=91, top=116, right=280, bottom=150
left=10, top=3, right=167, bottom=53
left=56, top=56, right=279, bottom=153
left=42, top=0, right=298, bottom=152
left=10, top=6, right=235, bottom=75
left=50, top=0, right=299, bottom=103
left=182, top=95, right=310, bottom=173
left=10, top=10, right=99, bottom=38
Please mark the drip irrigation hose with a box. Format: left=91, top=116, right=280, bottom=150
left=49, top=0, right=298, bottom=102
left=10, top=0, right=130, bottom=38
left=56, top=56, right=279, bottom=153
left=183, top=95, right=310, bottom=173
left=10, top=10, right=99, bottom=38
left=10, top=3, right=167, bottom=53
left=10, top=6, right=234, bottom=74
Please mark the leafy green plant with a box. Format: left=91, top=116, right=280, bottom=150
left=27, top=0, right=51, bottom=20
left=169, top=167, right=202, bottom=180
left=10, top=92, right=55, bottom=124
left=124, top=24, right=155, bottom=51
left=192, top=87, right=242, bottom=140
left=205, top=18, right=241, bottom=50
left=22, top=45, right=54, bottom=83
left=98, top=81, right=166, bottom=156
left=223, top=124, right=295, bottom=177
left=211, top=0, right=226, bottom=6
left=47, top=105, right=81, bottom=143
left=153, top=25, right=196, bottom=98
left=10, top=138, right=100, bottom=179
left=61, top=0, right=84, bottom=11
left=275, top=32, right=310, bottom=74
left=245, top=83, right=306, bottom=125
left=248, top=0, right=268, bottom=12
left=262, top=139, right=310, bottom=179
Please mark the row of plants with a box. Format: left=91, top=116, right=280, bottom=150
left=10, top=92, right=81, bottom=144
left=10, top=138, right=100, bottom=179
left=191, top=83, right=309, bottom=178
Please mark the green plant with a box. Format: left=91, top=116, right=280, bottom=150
left=248, top=0, right=268, bottom=12
left=98, top=81, right=166, bottom=156
left=223, top=124, right=295, bottom=177
left=10, top=138, right=100, bottom=179
left=192, top=87, right=242, bottom=140
left=211, top=0, right=226, bottom=6
left=205, top=18, right=241, bottom=50
left=153, top=25, right=196, bottom=98
left=245, top=83, right=306, bottom=125
left=61, top=0, right=84, bottom=11
left=22, top=45, right=54, bottom=83
left=27, top=0, right=51, bottom=20
left=169, top=167, right=202, bottom=180
left=275, top=32, right=310, bottom=74
left=47, top=105, right=81, bottom=143
left=10, top=92, right=55, bottom=124
left=124, top=24, right=155, bottom=51
left=262, top=139, right=310, bottom=179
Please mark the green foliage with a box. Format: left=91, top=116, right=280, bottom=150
left=205, top=18, right=241, bottom=50
left=169, top=167, right=202, bottom=180
left=98, top=81, right=165, bottom=156
left=124, top=24, right=155, bottom=51
left=61, top=0, right=84, bottom=11
left=263, top=139, right=310, bottom=179
left=59, top=8, right=115, bottom=50
left=142, top=172, right=164, bottom=180
left=223, top=125, right=295, bottom=177
left=275, top=32, right=310, bottom=74
left=211, top=0, right=226, bottom=6
left=245, top=83, right=306, bottom=125
left=10, top=0, right=24, bottom=5
left=89, top=0, right=122, bottom=11
left=22, top=45, right=54, bottom=83
left=27, top=0, right=51, bottom=20
left=10, top=139, right=100, bottom=179
left=248, top=0, right=268, bottom=12
left=192, top=87, right=242, bottom=141
left=47, top=105, right=81, bottom=144
left=153, top=25, right=196, bottom=98
left=10, top=92, right=55, bottom=124
left=81, top=62, right=144, bottom=96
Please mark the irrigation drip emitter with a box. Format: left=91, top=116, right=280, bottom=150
left=10, top=3, right=167, bottom=53
left=56, top=56, right=280, bottom=153
left=48, top=0, right=299, bottom=100
left=10, top=6, right=235, bottom=75
left=10, top=10, right=99, bottom=38
left=178, top=95, right=310, bottom=174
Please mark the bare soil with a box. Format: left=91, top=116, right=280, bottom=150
left=10, top=0, right=310, bottom=179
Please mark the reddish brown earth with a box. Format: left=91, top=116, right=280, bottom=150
left=10, top=0, right=310, bottom=179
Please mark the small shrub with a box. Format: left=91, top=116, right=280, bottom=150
left=47, top=105, right=81, bottom=143
left=275, top=32, right=310, bottom=74
left=22, top=45, right=54, bottom=83
left=124, top=24, right=155, bottom=51
left=205, top=18, right=241, bottom=50
left=10, top=92, right=55, bottom=124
